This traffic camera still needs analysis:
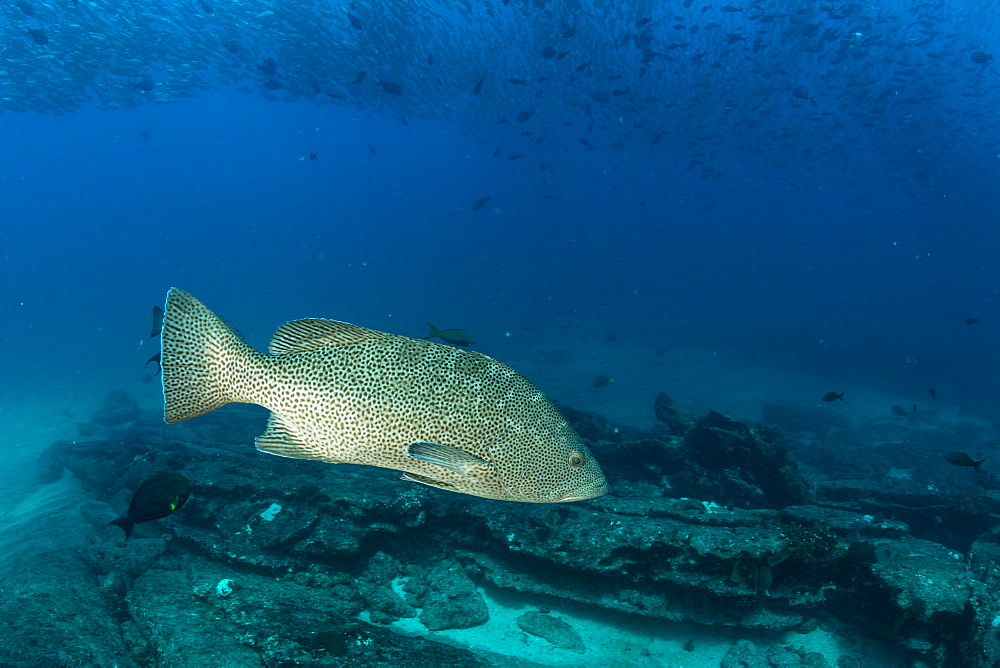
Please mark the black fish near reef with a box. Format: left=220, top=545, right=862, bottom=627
left=822, top=392, right=845, bottom=402
left=108, top=472, right=191, bottom=540
left=151, top=305, right=165, bottom=337
left=965, top=317, right=979, bottom=325
left=944, top=451, right=986, bottom=473
left=472, top=195, right=492, bottom=211
left=971, top=51, right=993, bottom=64
left=145, top=352, right=162, bottom=377
left=422, top=323, right=475, bottom=347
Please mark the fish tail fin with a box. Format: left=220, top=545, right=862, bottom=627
left=837, top=393, right=845, bottom=401
left=108, top=516, right=136, bottom=540
left=422, top=322, right=440, bottom=340
left=161, top=288, right=256, bottom=423
left=974, top=459, right=987, bottom=473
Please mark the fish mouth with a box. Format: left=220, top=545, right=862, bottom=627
left=558, top=482, right=609, bottom=502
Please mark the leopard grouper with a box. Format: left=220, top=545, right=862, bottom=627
left=160, top=289, right=608, bottom=502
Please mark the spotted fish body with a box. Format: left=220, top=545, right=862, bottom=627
left=161, top=289, right=607, bottom=503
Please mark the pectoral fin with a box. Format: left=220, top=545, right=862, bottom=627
left=406, top=441, right=490, bottom=474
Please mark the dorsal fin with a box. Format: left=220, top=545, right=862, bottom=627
left=268, top=318, right=377, bottom=355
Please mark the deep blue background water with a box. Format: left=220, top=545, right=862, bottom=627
left=1, top=84, right=997, bottom=418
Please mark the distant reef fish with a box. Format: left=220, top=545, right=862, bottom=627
left=422, top=322, right=476, bottom=347
left=160, top=289, right=607, bottom=503
left=822, top=392, right=845, bottom=402
left=108, top=472, right=191, bottom=540
left=944, top=451, right=986, bottom=473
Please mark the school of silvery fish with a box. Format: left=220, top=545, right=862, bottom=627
left=2, top=0, right=996, bottom=184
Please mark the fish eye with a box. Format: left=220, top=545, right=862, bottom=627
left=568, top=452, right=585, bottom=467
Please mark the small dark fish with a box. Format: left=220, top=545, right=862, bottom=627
left=472, top=196, right=493, bottom=211
left=351, top=71, right=367, bottom=84
left=516, top=109, right=534, bottom=123
left=577, top=137, right=594, bottom=148
left=426, top=53, right=434, bottom=66
left=822, top=392, right=845, bottom=402
left=944, top=451, right=986, bottom=473
left=139, top=130, right=152, bottom=140
left=222, top=40, right=241, bottom=54
left=422, top=323, right=475, bottom=347
left=636, top=18, right=651, bottom=27
left=367, top=143, right=376, bottom=155
left=16, top=1, right=34, bottom=16
left=134, top=77, right=156, bottom=92
left=593, top=375, right=611, bottom=388
left=890, top=405, right=907, bottom=416
left=264, top=78, right=282, bottom=90
left=971, top=51, right=993, bottom=64
left=26, top=28, right=48, bottom=45
left=378, top=81, right=403, bottom=96
left=473, top=75, right=484, bottom=95
left=145, top=352, right=162, bottom=377
left=508, top=78, right=527, bottom=85
left=108, top=473, right=192, bottom=540
left=965, top=317, right=979, bottom=325
left=576, top=61, right=592, bottom=72
left=540, top=46, right=557, bottom=59
left=347, top=11, right=362, bottom=30
left=258, top=57, right=277, bottom=76
left=198, top=0, right=213, bottom=12
left=506, top=153, right=523, bottom=160
left=151, top=305, right=165, bottom=337
left=721, top=5, right=743, bottom=11
left=929, top=388, right=936, bottom=399
left=309, top=152, right=318, bottom=161
left=913, top=404, right=918, bottom=414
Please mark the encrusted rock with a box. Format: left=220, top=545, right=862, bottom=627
left=406, top=558, right=488, bottom=631
left=516, top=611, right=585, bottom=653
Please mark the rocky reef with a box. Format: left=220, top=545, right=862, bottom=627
left=4, top=389, right=1000, bottom=666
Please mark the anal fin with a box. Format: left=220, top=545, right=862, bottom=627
left=401, top=472, right=457, bottom=491
left=256, top=413, right=339, bottom=462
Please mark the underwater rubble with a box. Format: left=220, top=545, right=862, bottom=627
left=5, top=390, right=1000, bottom=666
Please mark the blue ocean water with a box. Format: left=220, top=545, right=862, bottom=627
left=1, top=5, right=997, bottom=416
left=3, top=81, right=997, bottom=415
left=0, top=1, right=999, bottom=663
